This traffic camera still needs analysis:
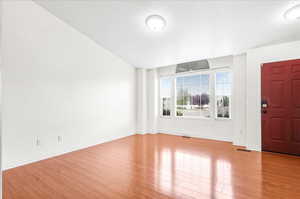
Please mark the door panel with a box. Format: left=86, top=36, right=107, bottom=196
left=291, top=64, right=300, bottom=73
left=262, top=59, right=300, bottom=155
left=270, top=118, right=285, bottom=141
left=292, top=80, right=300, bottom=107
left=270, top=81, right=284, bottom=107
left=291, top=120, right=300, bottom=143
left=289, top=61, right=300, bottom=154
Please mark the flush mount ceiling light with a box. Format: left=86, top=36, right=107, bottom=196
left=284, top=4, right=300, bottom=20
left=145, top=15, right=166, bottom=31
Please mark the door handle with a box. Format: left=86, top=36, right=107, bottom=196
left=261, top=99, right=268, bottom=108
left=261, top=99, right=268, bottom=114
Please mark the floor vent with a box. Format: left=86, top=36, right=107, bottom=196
left=237, top=148, right=251, bottom=152
left=182, top=136, right=192, bottom=139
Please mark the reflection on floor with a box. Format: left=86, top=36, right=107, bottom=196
left=4, top=133, right=300, bottom=199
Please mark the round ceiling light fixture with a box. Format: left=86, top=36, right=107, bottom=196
left=284, top=4, right=300, bottom=20
left=145, top=15, right=166, bottom=31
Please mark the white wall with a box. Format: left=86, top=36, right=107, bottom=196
left=142, top=55, right=247, bottom=143
left=147, top=69, right=158, bottom=134
left=246, top=40, right=300, bottom=151
left=232, top=54, right=247, bottom=146
left=2, top=1, right=136, bottom=169
left=136, top=68, right=159, bottom=134
left=136, top=68, right=147, bottom=134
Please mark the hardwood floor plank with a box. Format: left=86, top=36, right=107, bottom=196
left=4, top=134, right=300, bottom=199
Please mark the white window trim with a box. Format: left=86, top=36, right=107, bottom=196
left=158, top=67, right=232, bottom=120
left=214, top=69, right=232, bottom=120
left=174, top=71, right=213, bottom=120
left=159, top=76, right=173, bottom=118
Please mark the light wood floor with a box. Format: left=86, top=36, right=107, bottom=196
left=4, top=134, right=300, bottom=199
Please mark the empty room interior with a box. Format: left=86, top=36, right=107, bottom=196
left=1, top=0, right=300, bottom=198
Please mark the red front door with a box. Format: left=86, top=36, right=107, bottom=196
left=262, top=59, right=300, bottom=155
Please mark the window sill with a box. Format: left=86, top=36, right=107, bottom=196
left=159, top=116, right=232, bottom=121
left=174, top=116, right=212, bottom=120
left=214, top=117, right=232, bottom=121
left=159, top=116, right=172, bottom=119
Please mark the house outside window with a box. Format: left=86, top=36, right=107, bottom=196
left=159, top=69, right=232, bottom=119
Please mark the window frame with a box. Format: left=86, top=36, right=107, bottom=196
left=174, top=71, right=212, bottom=119
left=214, top=69, right=232, bottom=120
left=159, top=76, right=173, bottom=118
left=158, top=68, right=232, bottom=120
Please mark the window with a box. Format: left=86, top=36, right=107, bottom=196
left=215, top=71, right=232, bottom=119
left=159, top=70, right=232, bottom=120
left=176, top=74, right=210, bottom=118
left=160, top=77, right=172, bottom=116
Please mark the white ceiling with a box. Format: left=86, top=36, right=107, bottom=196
left=35, top=0, right=300, bottom=68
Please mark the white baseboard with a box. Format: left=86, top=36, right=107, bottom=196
left=246, top=144, right=261, bottom=152
left=157, top=130, right=233, bottom=143
left=4, top=133, right=135, bottom=170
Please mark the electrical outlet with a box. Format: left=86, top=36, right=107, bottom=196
left=58, top=136, right=62, bottom=143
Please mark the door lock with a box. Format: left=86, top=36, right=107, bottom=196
left=261, top=99, right=268, bottom=114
